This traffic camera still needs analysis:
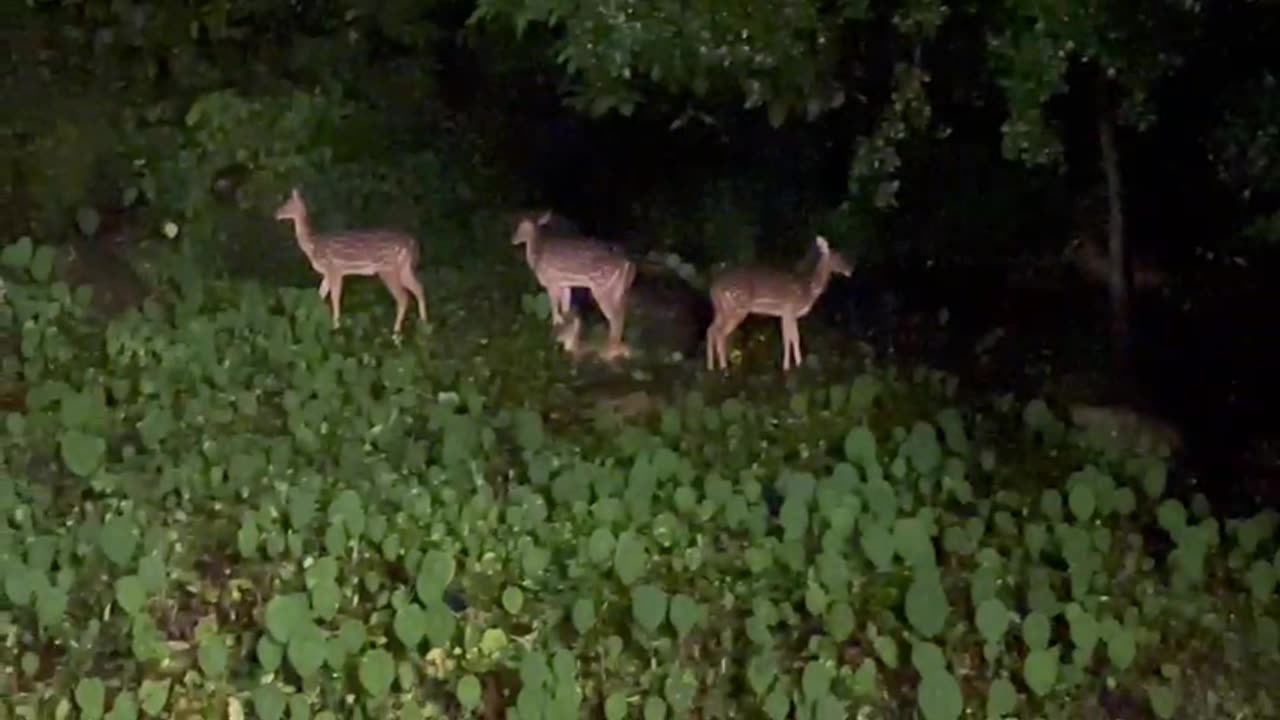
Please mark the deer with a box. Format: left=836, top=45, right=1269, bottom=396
left=274, top=187, right=428, bottom=336
left=511, top=211, right=637, bottom=356
left=552, top=309, right=632, bottom=363
left=705, top=235, right=853, bottom=372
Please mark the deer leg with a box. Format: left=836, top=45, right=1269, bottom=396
left=715, top=312, right=747, bottom=371
left=318, top=276, right=330, bottom=299
left=545, top=286, right=565, bottom=324
left=705, top=317, right=719, bottom=371
left=380, top=270, right=409, bottom=336
left=595, top=291, right=628, bottom=354
left=399, top=264, right=429, bottom=324
left=781, top=316, right=802, bottom=371
left=327, top=273, right=344, bottom=329
left=559, top=287, right=573, bottom=322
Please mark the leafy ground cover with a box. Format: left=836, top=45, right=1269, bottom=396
left=1, top=233, right=1277, bottom=720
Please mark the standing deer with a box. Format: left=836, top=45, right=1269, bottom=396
left=706, top=235, right=853, bottom=372
left=511, top=211, right=637, bottom=356
left=274, top=187, right=428, bottom=336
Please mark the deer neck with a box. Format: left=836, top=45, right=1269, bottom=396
left=289, top=214, right=318, bottom=259
left=523, top=234, right=542, bottom=270
left=799, top=257, right=836, bottom=314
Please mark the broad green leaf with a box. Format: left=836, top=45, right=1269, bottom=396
left=614, top=531, right=648, bottom=586
left=60, top=430, right=106, bottom=478
left=138, top=678, right=170, bottom=717
left=75, top=677, right=106, bottom=719
left=917, top=669, right=962, bottom=720
left=986, top=677, right=1018, bottom=717
left=631, top=584, right=669, bottom=633
left=456, top=674, right=483, bottom=711
left=253, top=684, right=287, bottom=720
left=1022, top=648, right=1059, bottom=697
left=358, top=649, right=395, bottom=698
left=393, top=603, right=428, bottom=649
left=197, top=634, right=228, bottom=678
left=264, top=594, right=310, bottom=643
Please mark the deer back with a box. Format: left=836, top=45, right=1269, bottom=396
left=533, top=236, right=633, bottom=288
left=711, top=266, right=811, bottom=314
left=312, top=229, right=419, bottom=274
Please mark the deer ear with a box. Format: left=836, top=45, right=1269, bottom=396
left=537, top=210, right=553, bottom=225
left=815, top=235, right=829, bottom=253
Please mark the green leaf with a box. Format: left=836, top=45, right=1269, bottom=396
left=456, top=674, right=483, bottom=711
left=197, top=634, right=228, bottom=678
left=668, top=593, right=702, bottom=640
left=107, top=690, right=138, bottom=720
left=252, top=684, right=287, bottom=720
left=99, top=515, right=138, bottom=567
left=76, top=207, right=101, bottom=236
left=1022, top=611, right=1051, bottom=651
left=986, top=677, right=1018, bottom=717
left=30, top=245, right=55, bottom=283
left=338, top=618, right=367, bottom=655
left=587, top=527, right=616, bottom=564
left=604, top=692, right=629, bottom=720
left=975, top=597, right=1010, bottom=644
left=1068, top=484, right=1096, bottom=521
left=60, top=429, right=106, bottom=478
left=853, top=658, right=878, bottom=695
left=904, top=570, right=949, bottom=638
left=1022, top=648, right=1059, bottom=697
left=571, top=597, right=596, bottom=634
left=1147, top=683, right=1177, bottom=719
left=416, top=550, right=456, bottom=602
left=287, top=694, right=311, bottom=720
left=286, top=621, right=328, bottom=677
left=75, top=677, right=106, bottom=719
left=393, top=602, right=428, bottom=649
left=138, top=678, right=170, bottom=717
left=423, top=599, right=457, bottom=647
left=502, top=586, right=525, bottom=614
left=264, top=593, right=310, bottom=643
left=358, top=649, right=395, bottom=698
left=643, top=695, right=668, bottom=720
left=1, top=236, right=33, bottom=269
left=257, top=636, right=283, bottom=673
left=917, top=669, right=963, bottom=720
left=631, top=584, right=669, bottom=633
left=614, top=530, right=648, bottom=586
left=1107, top=625, right=1136, bottom=669
left=115, top=575, right=147, bottom=615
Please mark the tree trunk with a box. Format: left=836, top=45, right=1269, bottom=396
left=1097, top=106, right=1133, bottom=389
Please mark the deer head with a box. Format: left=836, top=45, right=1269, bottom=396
left=511, top=211, right=553, bottom=246
left=275, top=188, right=307, bottom=221
left=816, top=236, right=854, bottom=277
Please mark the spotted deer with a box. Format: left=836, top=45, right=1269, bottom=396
left=274, top=188, right=428, bottom=336
left=706, top=236, right=853, bottom=372
left=512, top=211, right=637, bottom=355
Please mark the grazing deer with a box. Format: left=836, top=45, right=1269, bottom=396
left=706, top=236, right=853, bottom=372
left=553, top=310, right=632, bottom=363
left=511, top=211, right=637, bottom=355
left=1065, top=236, right=1167, bottom=291
left=274, top=188, right=428, bottom=336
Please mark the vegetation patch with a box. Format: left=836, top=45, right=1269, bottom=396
left=2, top=235, right=1276, bottom=719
